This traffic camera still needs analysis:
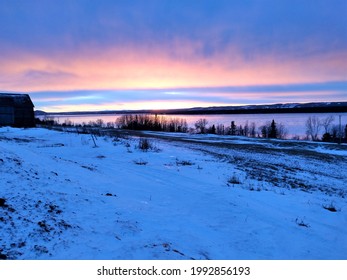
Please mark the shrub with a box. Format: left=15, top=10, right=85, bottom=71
left=138, top=138, right=152, bottom=152
left=134, top=159, right=148, bottom=165
left=295, top=217, right=310, bottom=227
left=176, top=159, right=194, bottom=166
left=322, top=202, right=338, bottom=212
left=228, top=174, right=241, bottom=185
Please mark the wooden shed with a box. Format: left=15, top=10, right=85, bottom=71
left=0, top=93, right=35, bottom=127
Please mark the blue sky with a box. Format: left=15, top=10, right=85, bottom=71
left=0, top=0, right=346, bottom=111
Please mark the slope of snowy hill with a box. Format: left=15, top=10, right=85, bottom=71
left=0, top=127, right=346, bottom=260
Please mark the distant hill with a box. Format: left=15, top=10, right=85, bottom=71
left=35, top=101, right=347, bottom=116
left=34, top=110, right=47, bottom=116
left=161, top=101, right=347, bottom=115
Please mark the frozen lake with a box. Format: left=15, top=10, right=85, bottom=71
left=45, top=112, right=347, bottom=139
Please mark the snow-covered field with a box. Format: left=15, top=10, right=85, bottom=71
left=0, top=127, right=346, bottom=260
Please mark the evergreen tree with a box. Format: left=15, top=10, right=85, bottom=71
left=322, top=132, right=332, bottom=142
left=269, top=119, right=277, bottom=138
left=230, top=121, right=236, bottom=135
left=261, top=125, right=268, bottom=138
left=238, top=125, right=244, bottom=136
left=210, top=124, right=216, bottom=134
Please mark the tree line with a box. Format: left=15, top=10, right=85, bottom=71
left=194, top=118, right=287, bottom=139
left=36, top=114, right=347, bottom=142
left=115, top=114, right=188, bottom=132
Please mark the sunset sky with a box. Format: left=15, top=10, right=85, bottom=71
left=1, top=0, right=346, bottom=112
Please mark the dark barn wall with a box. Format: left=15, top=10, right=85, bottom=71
left=0, top=93, right=35, bottom=127
left=0, top=106, right=15, bottom=125
left=14, top=107, right=35, bottom=127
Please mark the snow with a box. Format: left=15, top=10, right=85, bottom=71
left=0, top=127, right=346, bottom=260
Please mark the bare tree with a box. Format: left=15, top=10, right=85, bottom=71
left=321, top=115, right=335, bottom=134
left=195, top=118, right=208, bottom=134
left=106, top=122, right=114, bottom=128
left=95, top=119, right=104, bottom=127
left=244, top=121, right=249, bottom=137
left=259, top=121, right=271, bottom=138
left=216, top=124, right=225, bottom=135
left=249, top=122, right=257, bottom=138
left=305, top=116, right=321, bottom=141
left=277, top=123, right=288, bottom=139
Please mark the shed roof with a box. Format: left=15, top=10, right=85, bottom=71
left=0, top=93, right=34, bottom=108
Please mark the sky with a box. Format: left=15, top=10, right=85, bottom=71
left=0, top=0, right=346, bottom=112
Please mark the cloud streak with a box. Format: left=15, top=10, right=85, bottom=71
left=31, top=81, right=347, bottom=111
